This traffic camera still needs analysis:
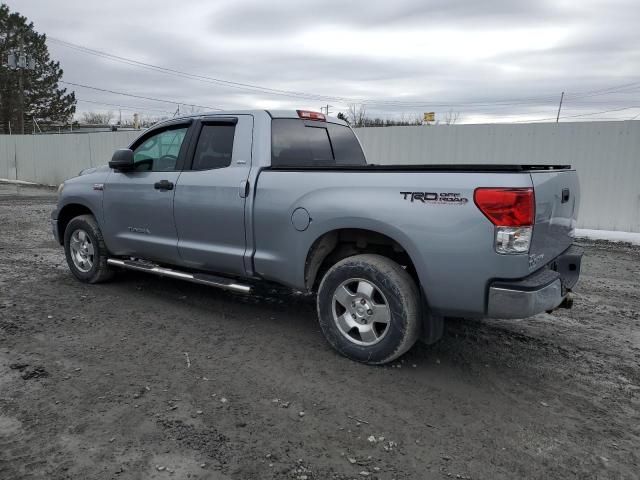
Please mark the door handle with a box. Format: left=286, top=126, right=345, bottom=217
left=561, top=188, right=570, bottom=203
left=154, top=180, right=174, bottom=191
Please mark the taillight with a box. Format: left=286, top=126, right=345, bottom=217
left=474, top=188, right=534, bottom=226
left=474, top=188, right=535, bottom=254
left=297, top=110, right=326, bottom=121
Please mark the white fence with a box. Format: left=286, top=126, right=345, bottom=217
left=0, top=131, right=139, bottom=186
left=1, top=121, right=639, bottom=232
left=356, top=121, right=640, bottom=233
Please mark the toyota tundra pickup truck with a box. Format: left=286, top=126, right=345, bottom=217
left=52, top=109, right=583, bottom=364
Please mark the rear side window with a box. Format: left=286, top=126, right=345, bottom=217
left=271, top=119, right=366, bottom=167
left=192, top=124, right=236, bottom=170
left=327, top=123, right=367, bottom=165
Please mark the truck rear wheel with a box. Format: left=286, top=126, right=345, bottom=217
left=64, top=214, right=114, bottom=284
left=316, top=254, right=421, bottom=364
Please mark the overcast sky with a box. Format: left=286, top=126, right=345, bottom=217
left=5, top=0, right=640, bottom=124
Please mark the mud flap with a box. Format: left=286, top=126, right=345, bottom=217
left=419, top=290, right=444, bottom=345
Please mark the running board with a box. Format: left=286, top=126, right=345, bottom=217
left=106, top=258, right=252, bottom=294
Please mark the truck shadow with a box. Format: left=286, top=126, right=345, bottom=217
left=110, top=269, right=578, bottom=377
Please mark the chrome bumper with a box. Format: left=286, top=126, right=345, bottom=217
left=487, top=245, right=583, bottom=319
left=487, top=278, right=563, bottom=318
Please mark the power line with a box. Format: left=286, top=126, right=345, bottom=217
left=60, top=80, right=222, bottom=111
left=49, top=36, right=597, bottom=109
left=511, top=105, right=640, bottom=123
left=48, top=36, right=640, bottom=123
left=76, top=98, right=174, bottom=115
left=565, top=81, right=640, bottom=100
left=48, top=37, right=342, bottom=103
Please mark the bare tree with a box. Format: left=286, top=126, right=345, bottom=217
left=81, top=111, right=114, bottom=125
left=340, top=109, right=427, bottom=128
left=443, top=110, right=461, bottom=125
left=139, top=115, right=169, bottom=128
left=347, top=104, right=367, bottom=127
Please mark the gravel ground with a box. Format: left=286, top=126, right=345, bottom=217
left=1, top=182, right=639, bottom=480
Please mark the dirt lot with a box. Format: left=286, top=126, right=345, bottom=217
left=0, top=182, right=638, bottom=480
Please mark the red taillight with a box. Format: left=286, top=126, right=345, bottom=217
left=297, top=110, right=326, bottom=121
left=474, top=188, right=535, bottom=227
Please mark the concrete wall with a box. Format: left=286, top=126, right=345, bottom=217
left=356, top=121, right=640, bottom=232
left=0, top=131, right=139, bottom=186
left=1, top=121, right=638, bottom=232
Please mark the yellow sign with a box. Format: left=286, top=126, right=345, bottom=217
left=423, top=112, right=435, bottom=122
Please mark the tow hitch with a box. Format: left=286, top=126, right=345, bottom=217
left=547, top=292, right=574, bottom=314
left=558, top=293, right=574, bottom=309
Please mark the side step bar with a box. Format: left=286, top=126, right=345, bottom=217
left=107, top=258, right=252, bottom=294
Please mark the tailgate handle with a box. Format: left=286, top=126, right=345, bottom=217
left=561, top=188, right=570, bottom=203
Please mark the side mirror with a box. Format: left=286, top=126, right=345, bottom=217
left=109, top=149, right=134, bottom=171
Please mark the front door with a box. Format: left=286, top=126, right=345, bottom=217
left=103, top=122, right=191, bottom=264
left=174, top=115, right=253, bottom=276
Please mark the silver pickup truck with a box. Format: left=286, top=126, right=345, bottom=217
left=52, top=109, right=583, bottom=364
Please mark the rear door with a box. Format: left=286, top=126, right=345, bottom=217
left=103, top=121, right=192, bottom=263
left=529, top=169, right=580, bottom=268
left=173, top=115, right=253, bottom=276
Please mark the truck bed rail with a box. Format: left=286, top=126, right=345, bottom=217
left=267, top=164, right=572, bottom=172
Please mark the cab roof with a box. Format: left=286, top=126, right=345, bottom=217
left=155, top=109, right=349, bottom=128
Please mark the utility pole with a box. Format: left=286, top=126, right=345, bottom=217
left=18, top=66, right=24, bottom=134
left=6, top=43, right=36, bottom=134
left=320, top=105, right=332, bottom=116
left=556, top=91, right=564, bottom=123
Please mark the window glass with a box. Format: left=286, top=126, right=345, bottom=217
left=133, top=127, right=188, bottom=171
left=271, top=119, right=366, bottom=167
left=327, top=123, right=367, bottom=165
left=271, top=119, right=333, bottom=167
left=192, top=124, right=236, bottom=170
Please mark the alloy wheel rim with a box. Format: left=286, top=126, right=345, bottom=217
left=69, top=229, right=94, bottom=273
left=332, top=278, right=391, bottom=346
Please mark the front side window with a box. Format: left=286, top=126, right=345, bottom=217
left=192, top=124, right=236, bottom=170
left=133, top=127, right=188, bottom=171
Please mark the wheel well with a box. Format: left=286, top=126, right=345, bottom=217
left=304, top=228, right=418, bottom=291
left=56, top=204, right=94, bottom=244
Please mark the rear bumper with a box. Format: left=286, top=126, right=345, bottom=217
left=487, top=245, right=583, bottom=319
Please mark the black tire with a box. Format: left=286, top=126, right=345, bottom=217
left=63, top=214, right=114, bottom=284
left=316, top=254, right=421, bottom=364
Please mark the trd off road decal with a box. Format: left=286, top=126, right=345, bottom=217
left=400, top=192, right=469, bottom=205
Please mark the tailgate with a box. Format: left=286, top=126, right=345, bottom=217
left=529, top=169, right=580, bottom=268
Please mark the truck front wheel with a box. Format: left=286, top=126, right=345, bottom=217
left=316, top=254, right=421, bottom=364
left=64, top=214, right=114, bottom=284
